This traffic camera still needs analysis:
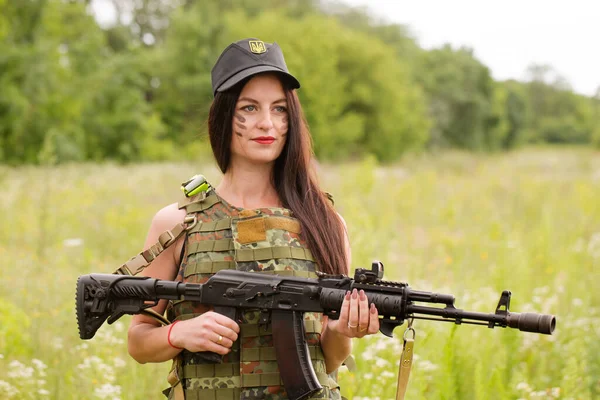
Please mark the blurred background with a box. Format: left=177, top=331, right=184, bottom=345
left=1, top=0, right=599, bottom=164
left=0, top=1, right=599, bottom=399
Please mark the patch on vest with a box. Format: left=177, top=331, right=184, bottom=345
left=237, top=217, right=267, bottom=244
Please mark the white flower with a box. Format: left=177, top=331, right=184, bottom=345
left=78, top=356, right=116, bottom=383
left=75, top=343, right=89, bottom=351
left=587, top=233, right=600, bottom=258
left=94, top=383, right=122, bottom=399
left=32, top=359, right=48, bottom=375
left=516, top=382, right=531, bottom=392
left=38, top=389, right=50, bottom=396
left=7, top=361, right=34, bottom=379
left=374, top=357, right=389, bottom=368
left=113, top=357, right=126, bottom=368
left=0, top=380, right=19, bottom=398
left=113, top=322, right=124, bottom=332
left=63, top=238, right=84, bottom=247
left=52, top=338, right=64, bottom=350
left=417, top=360, right=439, bottom=372
left=380, top=370, right=395, bottom=378
left=572, top=298, right=583, bottom=307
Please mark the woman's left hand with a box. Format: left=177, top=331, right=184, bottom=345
left=327, top=288, right=380, bottom=338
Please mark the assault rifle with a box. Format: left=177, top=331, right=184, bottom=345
left=75, top=262, right=555, bottom=400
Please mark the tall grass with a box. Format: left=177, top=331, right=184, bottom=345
left=0, top=148, right=598, bottom=399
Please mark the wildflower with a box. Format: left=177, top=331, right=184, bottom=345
left=417, top=360, right=439, bottom=372
left=94, top=383, right=122, bottom=399
left=587, top=233, right=600, bottom=258
left=32, top=359, right=48, bottom=375
left=374, top=358, right=389, bottom=368
left=52, top=338, right=64, bottom=350
left=380, top=371, right=395, bottom=378
left=7, top=360, right=34, bottom=379
left=78, top=356, right=116, bottom=383
left=63, top=238, right=84, bottom=247
left=516, top=382, right=531, bottom=392
left=113, top=322, right=124, bottom=332
left=572, top=298, right=583, bottom=307
left=0, top=380, right=19, bottom=398
left=113, top=357, right=126, bottom=368
left=75, top=343, right=89, bottom=351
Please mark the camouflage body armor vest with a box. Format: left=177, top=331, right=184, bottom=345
left=164, top=176, right=341, bottom=400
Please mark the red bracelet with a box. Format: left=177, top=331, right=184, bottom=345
left=167, top=321, right=183, bottom=350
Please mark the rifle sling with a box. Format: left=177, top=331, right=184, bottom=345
left=113, top=221, right=189, bottom=276
left=396, top=337, right=415, bottom=400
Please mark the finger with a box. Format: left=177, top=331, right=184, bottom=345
left=357, top=290, right=370, bottom=332
left=212, top=332, right=234, bottom=349
left=213, top=323, right=239, bottom=344
left=201, top=338, right=231, bottom=355
left=337, top=291, right=351, bottom=324
left=367, top=303, right=380, bottom=334
left=210, top=312, right=241, bottom=334
left=348, top=289, right=359, bottom=330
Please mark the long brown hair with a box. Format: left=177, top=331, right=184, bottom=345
left=208, top=75, right=348, bottom=275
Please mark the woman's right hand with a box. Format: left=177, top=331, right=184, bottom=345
left=169, top=312, right=240, bottom=354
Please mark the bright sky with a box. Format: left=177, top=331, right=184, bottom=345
left=341, top=0, right=600, bottom=96
left=90, top=0, right=599, bottom=96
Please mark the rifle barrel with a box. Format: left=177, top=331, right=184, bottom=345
left=406, top=304, right=555, bottom=334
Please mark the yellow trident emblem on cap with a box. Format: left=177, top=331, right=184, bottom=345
left=249, top=40, right=266, bottom=54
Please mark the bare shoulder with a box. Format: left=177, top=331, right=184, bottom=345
left=150, top=202, right=187, bottom=232
left=337, top=212, right=348, bottom=230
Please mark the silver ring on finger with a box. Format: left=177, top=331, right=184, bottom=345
left=347, top=323, right=358, bottom=329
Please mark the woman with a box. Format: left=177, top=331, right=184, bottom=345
left=127, top=38, right=380, bottom=399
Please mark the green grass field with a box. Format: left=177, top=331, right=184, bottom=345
left=1, top=147, right=598, bottom=399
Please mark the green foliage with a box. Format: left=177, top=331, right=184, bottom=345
left=220, top=11, right=430, bottom=160
left=1, top=0, right=599, bottom=165
left=416, top=45, right=496, bottom=150
left=525, top=64, right=597, bottom=144
left=0, top=299, right=32, bottom=358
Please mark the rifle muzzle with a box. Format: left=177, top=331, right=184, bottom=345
left=507, top=312, right=556, bottom=335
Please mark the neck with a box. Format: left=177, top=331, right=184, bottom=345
left=216, top=160, right=281, bottom=209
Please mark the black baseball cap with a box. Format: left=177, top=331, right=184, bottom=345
left=211, top=38, right=301, bottom=96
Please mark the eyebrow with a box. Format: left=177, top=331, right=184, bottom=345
left=238, top=97, right=287, bottom=105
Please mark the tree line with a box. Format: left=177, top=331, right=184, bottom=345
left=1, top=0, right=599, bottom=165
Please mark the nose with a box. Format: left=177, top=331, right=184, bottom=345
left=257, top=110, right=274, bottom=131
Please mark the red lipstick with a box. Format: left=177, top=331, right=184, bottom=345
left=252, top=136, right=275, bottom=144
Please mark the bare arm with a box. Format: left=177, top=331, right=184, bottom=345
left=127, top=203, right=239, bottom=364
left=319, top=214, right=380, bottom=373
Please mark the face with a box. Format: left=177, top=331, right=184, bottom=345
left=230, top=73, right=289, bottom=168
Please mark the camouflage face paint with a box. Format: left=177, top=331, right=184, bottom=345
left=234, top=113, right=247, bottom=136
left=281, top=115, right=288, bottom=137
